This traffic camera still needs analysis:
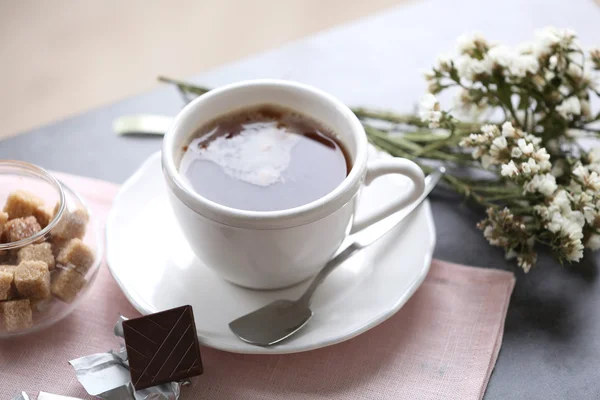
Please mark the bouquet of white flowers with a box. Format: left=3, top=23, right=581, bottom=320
left=160, top=27, right=600, bottom=272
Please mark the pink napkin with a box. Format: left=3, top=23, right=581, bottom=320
left=0, top=173, right=515, bottom=400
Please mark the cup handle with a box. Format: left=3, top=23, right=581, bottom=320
left=349, top=158, right=425, bottom=234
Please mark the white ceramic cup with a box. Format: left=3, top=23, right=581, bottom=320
left=162, top=80, right=425, bottom=289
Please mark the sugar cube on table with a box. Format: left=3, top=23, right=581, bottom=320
left=52, top=208, right=89, bottom=240
left=3, top=190, right=44, bottom=220
left=51, top=265, right=86, bottom=303
left=14, top=260, right=50, bottom=300
left=56, top=239, right=94, bottom=273
left=0, top=271, right=13, bottom=300
left=0, top=299, right=33, bottom=331
left=2, top=216, right=42, bottom=243
left=18, top=242, right=56, bottom=270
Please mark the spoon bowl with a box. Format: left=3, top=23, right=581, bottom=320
left=229, top=300, right=313, bottom=346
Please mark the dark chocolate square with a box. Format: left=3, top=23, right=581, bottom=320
left=122, top=305, right=203, bottom=390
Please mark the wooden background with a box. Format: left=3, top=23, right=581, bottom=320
left=0, top=0, right=411, bottom=139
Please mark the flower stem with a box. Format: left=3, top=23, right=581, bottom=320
left=158, top=76, right=211, bottom=96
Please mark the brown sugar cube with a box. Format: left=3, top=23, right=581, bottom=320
left=14, top=260, right=50, bottom=300
left=0, top=265, right=18, bottom=300
left=56, top=239, right=94, bottom=274
left=18, top=243, right=56, bottom=271
left=50, top=237, right=69, bottom=258
left=0, top=271, right=13, bottom=300
left=33, top=206, right=53, bottom=228
left=2, top=216, right=42, bottom=243
left=51, top=265, right=86, bottom=303
left=0, top=299, right=33, bottom=331
left=0, top=211, right=7, bottom=231
left=52, top=208, right=89, bottom=240
left=3, top=190, right=44, bottom=220
left=0, top=265, right=17, bottom=274
left=30, top=296, right=53, bottom=312
left=0, top=212, right=8, bottom=258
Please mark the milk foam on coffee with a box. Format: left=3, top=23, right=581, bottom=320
left=179, top=104, right=350, bottom=212
left=180, top=121, right=300, bottom=187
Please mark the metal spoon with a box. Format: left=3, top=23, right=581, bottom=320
left=228, top=166, right=445, bottom=346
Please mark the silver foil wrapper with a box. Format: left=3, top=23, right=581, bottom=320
left=11, top=393, right=81, bottom=400
left=69, top=316, right=186, bottom=399
left=37, top=393, right=83, bottom=400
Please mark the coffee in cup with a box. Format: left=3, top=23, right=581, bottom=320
left=178, top=104, right=351, bottom=212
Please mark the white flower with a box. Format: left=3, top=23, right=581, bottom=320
left=420, top=93, right=438, bottom=111
left=533, top=148, right=550, bottom=163
left=483, top=225, right=494, bottom=240
left=583, top=206, right=596, bottom=224
left=547, top=211, right=565, bottom=233
left=587, top=234, right=600, bottom=250
left=581, top=99, right=591, bottom=118
left=589, top=148, right=600, bottom=164
left=567, top=63, right=582, bottom=78
left=534, top=27, right=578, bottom=57
left=534, top=204, right=550, bottom=219
left=569, top=210, right=586, bottom=228
left=573, top=164, right=588, bottom=179
left=501, top=121, right=516, bottom=138
left=556, top=96, right=581, bottom=118
left=487, top=45, right=514, bottom=67
left=481, top=155, right=495, bottom=169
left=419, top=94, right=442, bottom=128
left=586, top=172, right=600, bottom=191
left=501, top=160, right=519, bottom=177
left=490, top=136, right=507, bottom=157
left=566, top=242, right=584, bottom=262
left=456, top=56, right=491, bottom=81
left=517, top=42, right=535, bottom=54
left=552, top=190, right=571, bottom=212
left=481, top=124, right=498, bottom=136
left=549, top=55, right=562, bottom=70
left=521, top=161, right=532, bottom=174
left=454, top=90, right=488, bottom=117
left=472, top=148, right=485, bottom=159
left=456, top=32, right=486, bottom=54
left=434, top=54, right=453, bottom=72
left=517, top=138, right=534, bottom=155
left=527, top=158, right=540, bottom=173
left=511, top=147, right=523, bottom=158
left=525, top=174, right=557, bottom=196
left=572, top=165, right=600, bottom=190
left=509, top=54, right=539, bottom=77
left=518, top=257, right=534, bottom=273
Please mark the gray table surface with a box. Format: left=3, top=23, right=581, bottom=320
left=2, top=0, right=600, bottom=398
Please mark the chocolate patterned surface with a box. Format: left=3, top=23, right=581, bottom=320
left=122, top=305, right=203, bottom=390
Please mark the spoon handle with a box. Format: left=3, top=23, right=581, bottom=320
left=298, top=167, right=445, bottom=306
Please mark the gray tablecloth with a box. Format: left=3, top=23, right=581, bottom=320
left=2, top=0, right=600, bottom=397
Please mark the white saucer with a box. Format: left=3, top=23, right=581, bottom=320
left=106, top=149, right=436, bottom=354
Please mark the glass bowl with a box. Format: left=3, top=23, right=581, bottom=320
left=0, top=161, right=102, bottom=338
